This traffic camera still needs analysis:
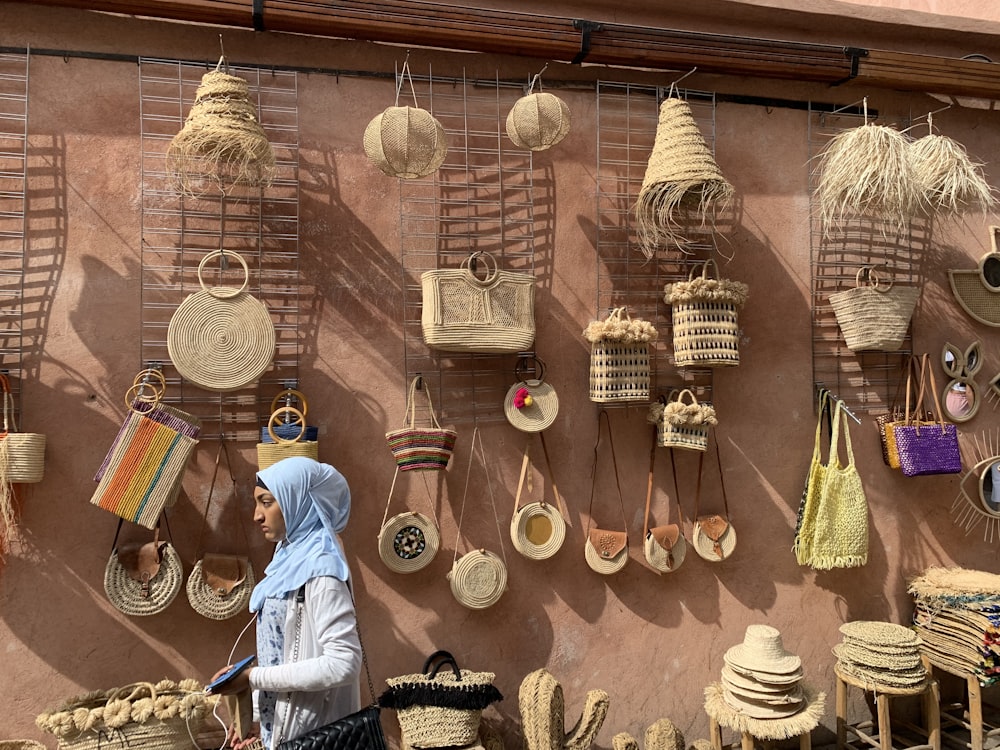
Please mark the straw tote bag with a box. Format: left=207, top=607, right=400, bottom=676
left=0, top=374, right=44, bottom=484
left=421, top=250, right=536, bottom=354
left=257, top=405, right=320, bottom=470
left=503, top=356, right=559, bottom=433
left=793, top=390, right=832, bottom=564
left=643, top=436, right=688, bottom=574
left=385, top=376, right=457, bottom=471
left=510, top=433, right=568, bottom=560
left=691, top=437, right=737, bottom=562
left=649, top=388, right=718, bottom=451
left=448, top=427, right=508, bottom=609
left=829, top=266, right=919, bottom=352
left=585, top=411, right=630, bottom=575
left=186, top=440, right=255, bottom=620
left=377, top=466, right=441, bottom=574
left=584, top=306, right=657, bottom=403
left=259, top=387, right=319, bottom=443
left=167, top=249, right=275, bottom=392
left=891, top=353, right=962, bottom=477
left=104, top=517, right=183, bottom=616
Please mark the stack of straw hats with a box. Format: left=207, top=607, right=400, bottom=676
left=720, top=625, right=806, bottom=719
left=833, top=620, right=927, bottom=689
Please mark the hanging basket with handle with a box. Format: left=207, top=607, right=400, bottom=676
left=828, top=266, right=919, bottom=353
left=583, top=306, right=658, bottom=403
left=0, top=374, right=45, bottom=484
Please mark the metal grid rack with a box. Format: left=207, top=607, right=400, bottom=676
left=808, top=107, right=926, bottom=414
left=400, top=68, right=537, bottom=425
left=0, top=52, right=28, bottom=410
left=139, top=58, right=300, bottom=441
left=595, top=81, right=719, bottom=404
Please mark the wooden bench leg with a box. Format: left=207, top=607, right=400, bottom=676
left=741, top=732, right=754, bottom=750
left=710, top=716, right=723, bottom=750
left=924, top=679, right=940, bottom=750
left=799, top=732, right=812, bottom=750
left=837, top=674, right=848, bottom=750
left=967, top=675, right=983, bottom=750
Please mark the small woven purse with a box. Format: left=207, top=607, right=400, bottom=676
left=386, top=377, right=458, bottom=471
left=691, top=437, right=737, bottom=562
left=584, top=411, right=630, bottom=575
left=648, top=388, right=718, bottom=451
left=583, top=306, right=657, bottom=403
left=510, top=433, right=568, bottom=561
left=503, top=356, right=559, bottom=433
left=104, top=517, right=184, bottom=617
left=642, top=436, right=687, bottom=574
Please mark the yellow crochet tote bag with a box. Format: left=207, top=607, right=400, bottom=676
left=793, top=391, right=831, bottom=566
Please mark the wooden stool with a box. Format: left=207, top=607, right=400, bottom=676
left=922, top=655, right=1000, bottom=750
left=836, top=664, right=941, bottom=750
left=709, top=716, right=811, bottom=750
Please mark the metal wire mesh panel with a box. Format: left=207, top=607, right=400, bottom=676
left=0, top=52, right=27, bottom=406
left=595, top=81, right=719, bottom=404
left=400, top=69, right=536, bottom=425
left=808, top=107, right=925, bottom=414
left=139, top=58, right=300, bottom=441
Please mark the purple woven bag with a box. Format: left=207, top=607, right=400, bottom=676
left=894, top=422, right=962, bottom=476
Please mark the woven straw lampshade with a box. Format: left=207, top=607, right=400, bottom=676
left=364, top=105, right=448, bottom=179
left=506, top=92, right=571, bottom=151
left=634, top=97, right=733, bottom=258
left=167, top=63, right=275, bottom=196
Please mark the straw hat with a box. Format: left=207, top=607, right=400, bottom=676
left=721, top=688, right=805, bottom=720
left=378, top=511, right=440, bottom=574
left=448, top=549, right=507, bottom=609
left=720, top=666, right=799, bottom=695
left=506, top=92, right=571, bottom=151
left=834, top=641, right=922, bottom=672
left=724, top=625, right=802, bottom=676
left=722, top=680, right=804, bottom=705
left=364, top=105, right=448, bottom=179
left=511, top=502, right=566, bottom=560
left=504, top=379, right=559, bottom=433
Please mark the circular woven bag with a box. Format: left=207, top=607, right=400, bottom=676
left=104, top=542, right=183, bottom=616
left=504, top=379, right=559, bottom=433
left=447, top=549, right=507, bottom=609
left=185, top=558, right=256, bottom=620
left=584, top=535, right=629, bottom=575
left=506, top=92, right=571, bottom=151
left=510, top=502, right=566, bottom=560
left=378, top=511, right=440, bottom=574
left=643, top=530, right=687, bottom=573
left=692, top=520, right=737, bottom=562
left=167, top=250, right=275, bottom=392
left=364, top=106, right=448, bottom=179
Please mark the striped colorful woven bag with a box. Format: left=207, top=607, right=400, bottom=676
left=385, top=377, right=457, bottom=471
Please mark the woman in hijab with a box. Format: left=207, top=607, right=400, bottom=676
left=209, top=456, right=362, bottom=750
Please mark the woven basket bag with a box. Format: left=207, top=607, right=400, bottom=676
left=36, top=680, right=217, bottom=750
left=167, top=249, right=276, bottom=392
left=583, top=307, right=658, bottom=403
left=257, top=406, right=319, bottom=470
left=421, top=251, right=535, bottom=354
left=829, top=267, right=919, bottom=352
left=379, top=651, right=503, bottom=749
left=0, top=375, right=44, bottom=483
left=648, top=389, right=718, bottom=452
left=104, top=524, right=184, bottom=617
left=664, top=259, right=749, bottom=368
left=378, top=465, right=441, bottom=574
left=386, top=377, right=457, bottom=471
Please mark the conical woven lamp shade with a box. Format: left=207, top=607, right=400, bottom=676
left=506, top=92, right=571, bottom=151
left=167, top=66, right=276, bottom=196
left=364, top=105, right=448, bottom=179
left=634, top=97, right=733, bottom=258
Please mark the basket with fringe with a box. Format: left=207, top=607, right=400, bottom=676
left=648, top=390, right=717, bottom=451
left=379, top=651, right=503, bottom=749
left=664, top=259, right=748, bottom=368
left=35, top=679, right=218, bottom=750
left=829, top=269, right=919, bottom=352
left=584, top=307, right=658, bottom=403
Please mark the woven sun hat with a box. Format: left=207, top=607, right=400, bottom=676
left=722, top=679, right=804, bottom=705
left=721, top=688, right=805, bottom=720
left=506, top=89, right=571, bottom=151
left=167, top=249, right=275, bottom=392
left=724, top=625, right=802, bottom=677
left=504, top=356, right=559, bottom=433
left=448, top=549, right=507, bottom=609
left=721, top=665, right=801, bottom=695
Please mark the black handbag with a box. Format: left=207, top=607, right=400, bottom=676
left=277, top=582, right=387, bottom=750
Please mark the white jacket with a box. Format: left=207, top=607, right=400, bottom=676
left=251, top=576, right=363, bottom=749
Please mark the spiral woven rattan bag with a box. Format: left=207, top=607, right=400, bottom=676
left=829, top=267, right=919, bottom=352
left=584, top=307, right=658, bottom=403
left=167, top=249, right=275, bottom=392
left=378, top=466, right=441, bottom=574
left=379, top=650, right=503, bottom=749
left=36, top=680, right=217, bottom=750
left=0, top=374, right=44, bottom=484
left=104, top=520, right=184, bottom=617
left=503, top=356, right=559, bottom=433
left=510, top=433, right=568, bottom=561
left=690, top=439, right=737, bottom=563
left=421, top=251, right=535, bottom=354
left=664, top=259, right=749, bottom=368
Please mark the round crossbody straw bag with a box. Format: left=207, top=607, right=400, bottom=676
left=104, top=516, right=183, bottom=616
left=691, top=436, right=737, bottom=562
left=378, top=467, right=441, bottom=574
left=510, top=433, right=568, bottom=560
left=167, top=249, right=276, bottom=392
left=584, top=410, right=630, bottom=575
left=643, top=434, right=688, bottom=574
left=448, top=427, right=508, bottom=609
left=503, top=356, right=559, bottom=433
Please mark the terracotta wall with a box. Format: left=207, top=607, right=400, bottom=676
left=2, top=1, right=1000, bottom=745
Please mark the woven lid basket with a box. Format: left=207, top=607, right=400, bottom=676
left=167, top=250, right=275, bottom=391
left=448, top=549, right=508, bottom=609
left=506, top=92, right=571, bottom=151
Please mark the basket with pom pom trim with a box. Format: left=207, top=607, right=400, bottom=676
left=584, top=307, right=658, bottom=403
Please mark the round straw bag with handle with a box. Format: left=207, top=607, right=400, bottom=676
left=186, top=440, right=256, bottom=620
left=378, top=466, right=441, bottom=574
left=167, top=249, right=275, bottom=391
left=510, top=433, right=568, bottom=560
left=104, top=518, right=183, bottom=616
left=829, top=266, right=919, bottom=352
left=386, top=377, right=458, bottom=471
left=448, top=427, right=508, bottom=608
left=584, top=411, right=630, bottom=575
left=504, top=356, right=559, bottom=433
left=379, top=650, right=503, bottom=749
left=643, top=437, right=688, bottom=574
left=691, top=437, right=737, bottom=562
left=0, top=374, right=45, bottom=483
left=257, top=406, right=319, bottom=470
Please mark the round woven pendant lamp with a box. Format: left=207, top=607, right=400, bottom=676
left=506, top=92, right=571, bottom=151
left=167, top=250, right=275, bottom=392
left=166, top=58, right=276, bottom=196
left=364, top=105, right=448, bottom=179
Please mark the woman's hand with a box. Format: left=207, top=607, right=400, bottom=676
left=227, top=724, right=260, bottom=750
left=207, top=664, right=254, bottom=696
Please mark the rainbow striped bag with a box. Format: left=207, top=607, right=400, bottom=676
left=385, top=377, right=457, bottom=471
left=91, top=400, right=201, bottom=529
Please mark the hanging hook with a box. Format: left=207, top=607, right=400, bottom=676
left=666, top=67, right=697, bottom=99
left=527, top=63, right=549, bottom=95
left=217, top=34, right=229, bottom=74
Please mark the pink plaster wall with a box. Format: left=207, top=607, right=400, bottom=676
left=2, top=1, right=1000, bottom=745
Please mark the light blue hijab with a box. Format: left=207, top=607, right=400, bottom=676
left=249, top=456, right=351, bottom=613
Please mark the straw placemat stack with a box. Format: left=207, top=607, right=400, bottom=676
left=834, top=620, right=927, bottom=690
left=908, top=566, right=1000, bottom=687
